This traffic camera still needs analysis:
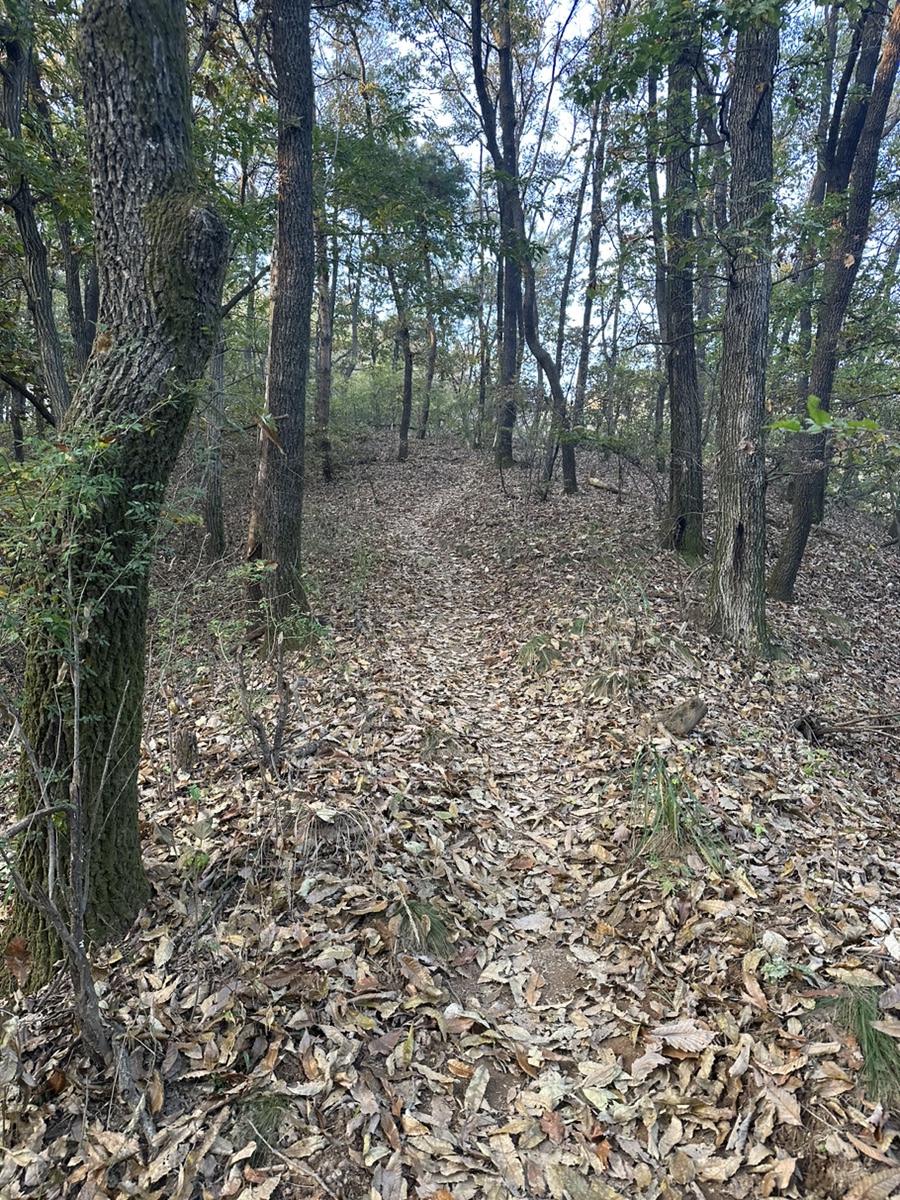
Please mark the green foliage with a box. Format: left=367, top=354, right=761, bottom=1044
left=394, top=897, right=453, bottom=958
left=234, top=1094, right=290, bottom=1167
left=0, top=427, right=162, bottom=657
left=770, top=395, right=879, bottom=435
left=517, top=633, right=564, bottom=676
left=631, top=747, right=725, bottom=872
left=814, top=989, right=900, bottom=1103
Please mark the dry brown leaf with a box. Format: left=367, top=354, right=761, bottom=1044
left=844, top=1168, right=900, bottom=1200
left=650, top=1020, right=716, bottom=1052
left=3, top=937, right=31, bottom=988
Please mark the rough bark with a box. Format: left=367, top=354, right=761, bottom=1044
left=664, top=39, right=704, bottom=557
left=246, top=0, right=314, bottom=639
left=708, top=17, right=778, bottom=655
left=769, top=0, right=900, bottom=601
left=11, top=0, right=227, bottom=983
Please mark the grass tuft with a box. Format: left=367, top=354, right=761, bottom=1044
left=630, top=746, right=725, bottom=873
left=815, top=988, right=900, bottom=1103
left=394, top=897, right=454, bottom=958
left=235, top=1093, right=290, bottom=1166
left=517, top=634, right=562, bottom=676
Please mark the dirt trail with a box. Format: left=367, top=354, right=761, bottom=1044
left=350, top=443, right=583, bottom=833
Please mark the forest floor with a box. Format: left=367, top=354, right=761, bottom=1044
left=2, top=432, right=900, bottom=1200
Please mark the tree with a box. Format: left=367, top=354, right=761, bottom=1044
left=11, top=0, right=227, bottom=983
left=769, top=0, right=900, bottom=600
left=708, top=13, right=779, bottom=654
left=470, top=0, right=523, bottom=468
left=246, top=0, right=315, bottom=638
left=663, top=28, right=704, bottom=556
left=0, top=1, right=72, bottom=421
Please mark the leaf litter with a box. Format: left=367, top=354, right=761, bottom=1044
left=0, top=434, right=900, bottom=1198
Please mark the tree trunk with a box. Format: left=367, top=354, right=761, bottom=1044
left=571, top=102, right=607, bottom=494
left=314, top=219, right=334, bottom=480
left=0, top=6, right=72, bottom=421
left=647, top=71, right=667, bottom=468
left=471, top=0, right=521, bottom=468
left=10, top=388, right=24, bottom=463
left=29, top=63, right=93, bottom=376
left=769, top=0, right=900, bottom=601
left=11, top=0, right=227, bottom=984
left=663, top=39, right=704, bottom=557
left=418, top=311, right=437, bottom=439
left=204, top=329, right=227, bottom=560
left=554, top=105, right=598, bottom=495
left=246, top=0, right=314, bottom=639
left=708, top=16, right=778, bottom=655
left=388, top=266, right=414, bottom=463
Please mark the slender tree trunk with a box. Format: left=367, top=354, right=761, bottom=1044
left=471, top=0, right=521, bottom=468
left=0, top=7, right=71, bottom=421
left=387, top=266, right=414, bottom=462
left=664, top=39, right=704, bottom=556
left=314, top=219, right=334, bottom=479
left=29, top=65, right=92, bottom=375
left=10, top=388, right=24, bottom=463
left=571, top=103, right=607, bottom=493
left=647, top=71, right=667, bottom=469
left=204, top=329, right=227, bottom=560
left=11, top=0, right=227, bottom=984
left=246, top=0, right=314, bottom=639
left=708, top=16, right=778, bottom=654
left=342, top=255, right=362, bottom=380
left=553, top=105, right=598, bottom=494
left=769, top=0, right=900, bottom=600
left=418, top=312, right=437, bottom=439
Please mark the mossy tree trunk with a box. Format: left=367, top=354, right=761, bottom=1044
left=10, top=0, right=227, bottom=985
left=246, top=0, right=314, bottom=638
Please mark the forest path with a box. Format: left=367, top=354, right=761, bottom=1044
left=347, top=440, right=590, bottom=844
left=297, top=434, right=900, bottom=1200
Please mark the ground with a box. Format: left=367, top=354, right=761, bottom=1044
left=1, top=433, right=900, bottom=1199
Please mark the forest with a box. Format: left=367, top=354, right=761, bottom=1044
left=0, top=0, right=899, bottom=1196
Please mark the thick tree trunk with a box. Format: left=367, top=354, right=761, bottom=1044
left=664, top=41, right=704, bottom=557
left=246, top=0, right=314, bottom=639
left=11, top=0, right=227, bottom=984
left=708, top=17, right=778, bottom=655
left=769, top=0, right=900, bottom=601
